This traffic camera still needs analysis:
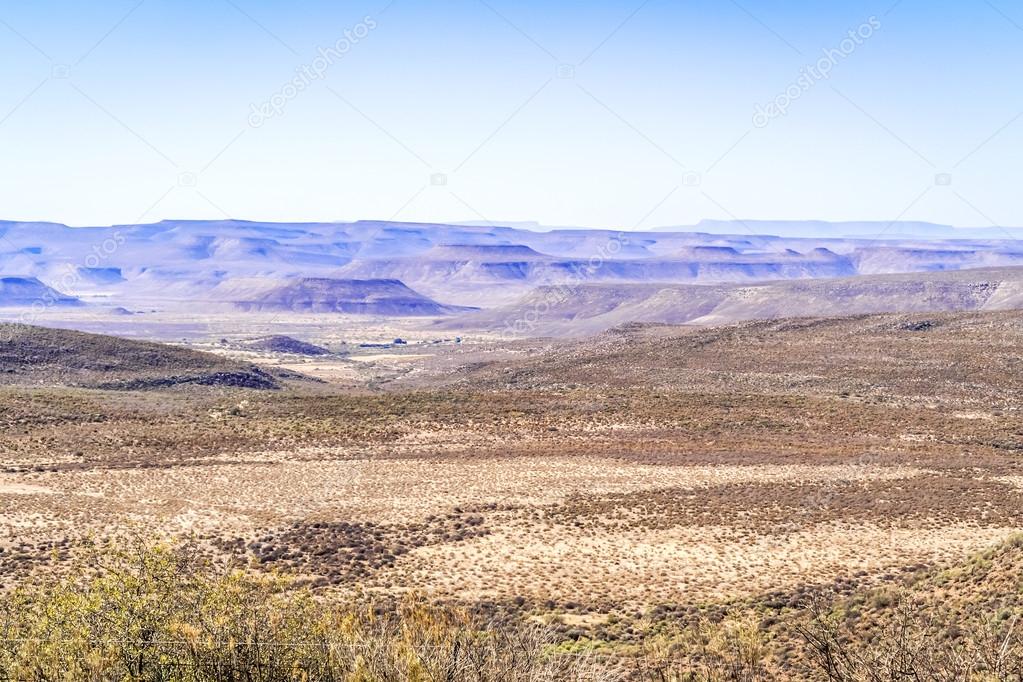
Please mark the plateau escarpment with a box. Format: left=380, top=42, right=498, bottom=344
left=3, top=219, right=1023, bottom=316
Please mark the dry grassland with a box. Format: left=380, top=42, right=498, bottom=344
left=1, top=311, right=1021, bottom=635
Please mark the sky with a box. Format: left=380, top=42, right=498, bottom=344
left=0, top=0, right=1021, bottom=229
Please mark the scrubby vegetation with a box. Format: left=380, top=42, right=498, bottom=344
left=795, top=535, right=1023, bottom=680
left=0, top=542, right=611, bottom=681
left=799, top=603, right=1023, bottom=681
left=0, top=323, right=280, bottom=390
left=0, top=538, right=791, bottom=681
left=6, top=538, right=1023, bottom=680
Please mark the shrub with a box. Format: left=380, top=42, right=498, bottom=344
left=0, top=541, right=612, bottom=681
left=798, top=595, right=1023, bottom=681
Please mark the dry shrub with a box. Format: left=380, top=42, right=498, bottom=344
left=799, top=595, right=1023, bottom=681
left=0, top=540, right=612, bottom=681
left=628, top=617, right=769, bottom=682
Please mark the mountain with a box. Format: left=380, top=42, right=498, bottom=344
left=218, top=278, right=476, bottom=316
left=336, top=239, right=858, bottom=306
left=3, top=219, right=1023, bottom=315
left=0, top=277, right=81, bottom=307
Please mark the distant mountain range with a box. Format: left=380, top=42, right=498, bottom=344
left=2, top=219, right=1023, bottom=328
left=662, top=220, right=1023, bottom=240
left=457, top=219, right=1023, bottom=240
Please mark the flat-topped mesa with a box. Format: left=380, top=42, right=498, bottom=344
left=224, top=277, right=476, bottom=316
left=420, top=244, right=551, bottom=261
left=4, top=219, right=1023, bottom=313
left=676, top=245, right=743, bottom=259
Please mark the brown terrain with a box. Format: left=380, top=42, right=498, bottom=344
left=1, top=311, right=1022, bottom=675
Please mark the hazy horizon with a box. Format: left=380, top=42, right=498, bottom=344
left=2, top=216, right=1023, bottom=235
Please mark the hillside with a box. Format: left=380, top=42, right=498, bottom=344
left=240, top=335, right=332, bottom=356
left=449, top=309, right=1023, bottom=407
left=0, top=324, right=279, bottom=389
left=0, top=277, right=81, bottom=307
left=441, top=266, right=1023, bottom=336
left=839, top=533, right=1023, bottom=635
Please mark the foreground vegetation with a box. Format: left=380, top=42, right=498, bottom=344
left=0, top=542, right=611, bottom=681
left=3, top=539, right=1023, bottom=680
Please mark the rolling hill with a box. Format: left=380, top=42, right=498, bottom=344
left=448, top=308, right=1023, bottom=407
left=240, top=335, right=332, bottom=356
left=0, top=324, right=280, bottom=389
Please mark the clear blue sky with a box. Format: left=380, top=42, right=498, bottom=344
left=1, top=0, right=1020, bottom=229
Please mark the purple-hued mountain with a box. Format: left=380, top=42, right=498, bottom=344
left=220, top=278, right=476, bottom=316
left=0, top=277, right=82, bottom=307
left=1, top=219, right=1023, bottom=314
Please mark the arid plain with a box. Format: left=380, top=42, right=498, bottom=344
left=2, top=308, right=1021, bottom=661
